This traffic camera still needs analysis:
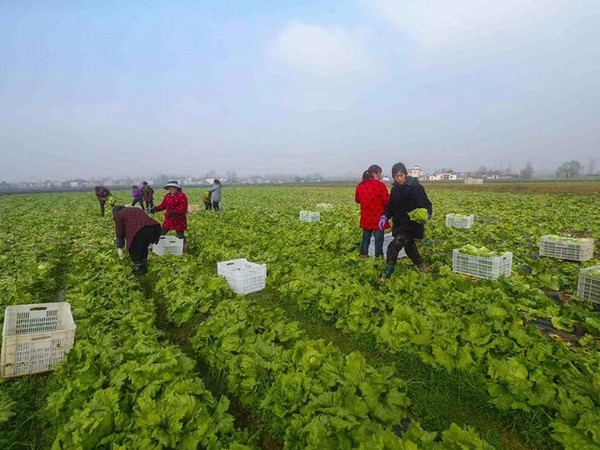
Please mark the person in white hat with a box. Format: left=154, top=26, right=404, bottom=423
left=149, top=180, right=189, bottom=248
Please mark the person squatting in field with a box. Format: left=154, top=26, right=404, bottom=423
left=355, top=164, right=390, bottom=258
left=112, top=205, right=161, bottom=275
left=94, top=185, right=112, bottom=217
left=150, top=180, right=189, bottom=250
left=131, top=185, right=143, bottom=208
left=208, top=179, right=222, bottom=211
left=140, top=181, right=154, bottom=212
left=379, top=162, right=433, bottom=279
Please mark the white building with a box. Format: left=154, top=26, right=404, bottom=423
left=408, top=165, right=423, bottom=178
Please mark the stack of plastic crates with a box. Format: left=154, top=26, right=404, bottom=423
left=152, top=236, right=184, bottom=256
left=539, top=236, right=594, bottom=261
left=452, top=249, right=512, bottom=280
left=576, top=266, right=600, bottom=304
left=445, top=214, right=474, bottom=229
left=1, top=302, right=76, bottom=378
left=299, top=211, right=320, bottom=223
left=316, top=203, right=333, bottom=211
left=217, top=258, right=267, bottom=295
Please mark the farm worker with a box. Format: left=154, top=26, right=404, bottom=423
left=140, top=181, right=154, bottom=212
left=112, top=206, right=161, bottom=275
left=131, top=185, right=143, bottom=208
left=208, top=179, right=222, bottom=211
left=94, top=186, right=112, bottom=217
left=355, top=164, right=390, bottom=258
left=378, top=162, right=433, bottom=280
left=203, top=192, right=212, bottom=210
left=149, top=180, right=189, bottom=250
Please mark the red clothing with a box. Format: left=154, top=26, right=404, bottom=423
left=154, top=190, right=188, bottom=231
left=114, top=207, right=161, bottom=250
left=355, top=178, right=390, bottom=230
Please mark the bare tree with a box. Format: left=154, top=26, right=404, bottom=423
left=519, top=160, right=534, bottom=179
left=588, top=158, right=596, bottom=175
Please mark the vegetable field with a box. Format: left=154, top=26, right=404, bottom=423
left=1, top=185, right=599, bottom=450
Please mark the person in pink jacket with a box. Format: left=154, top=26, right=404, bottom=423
left=150, top=180, right=188, bottom=248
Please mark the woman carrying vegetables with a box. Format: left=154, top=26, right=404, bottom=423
left=378, top=162, right=432, bottom=279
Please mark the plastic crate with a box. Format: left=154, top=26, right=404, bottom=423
left=217, top=258, right=267, bottom=295
left=1, top=302, right=76, bottom=378
left=576, top=266, right=600, bottom=303
left=152, top=236, right=184, bottom=256
left=539, top=236, right=594, bottom=261
left=452, top=249, right=512, bottom=280
left=367, top=233, right=406, bottom=258
left=316, top=203, right=333, bottom=211
left=299, top=211, right=320, bottom=223
left=445, top=214, right=474, bottom=229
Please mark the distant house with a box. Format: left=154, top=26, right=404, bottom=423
left=464, top=177, right=484, bottom=184
left=426, top=172, right=458, bottom=181
left=408, top=165, right=423, bottom=178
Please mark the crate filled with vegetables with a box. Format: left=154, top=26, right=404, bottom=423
left=217, top=258, right=267, bottom=295
left=576, top=265, right=600, bottom=303
left=316, top=203, right=333, bottom=211
left=445, top=213, right=474, bottom=229
left=539, top=235, right=594, bottom=261
left=1, top=302, right=76, bottom=378
left=299, top=211, right=320, bottom=223
left=452, top=245, right=512, bottom=280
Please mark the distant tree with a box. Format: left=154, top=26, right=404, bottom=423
left=226, top=170, right=238, bottom=183
left=588, top=158, right=596, bottom=175
left=519, top=160, right=534, bottom=179
left=556, top=160, right=582, bottom=179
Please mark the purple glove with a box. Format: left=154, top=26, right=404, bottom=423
left=378, top=214, right=388, bottom=231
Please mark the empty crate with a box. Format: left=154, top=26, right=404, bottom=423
left=217, top=258, right=267, bottom=295
left=445, top=214, right=474, bottom=229
left=1, top=302, right=76, bottom=378
left=367, top=233, right=406, bottom=258
left=452, top=249, right=512, bottom=280
left=576, top=266, right=600, bottom=304
left=539, top=236, right=594, bottom=261
left=299, top=211, right=320, bottom=223
left=152, top=236, right=184, bottom=256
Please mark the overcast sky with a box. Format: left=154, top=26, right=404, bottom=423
left=1, top=0, right=599, bottom=181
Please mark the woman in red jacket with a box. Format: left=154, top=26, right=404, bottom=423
left=150, top=180, right=188, bottom=244
left=354, top=165, right=390, bottom=258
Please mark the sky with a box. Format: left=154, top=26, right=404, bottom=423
left=1, top=0, right=599, bottom=182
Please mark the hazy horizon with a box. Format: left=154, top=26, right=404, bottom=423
left=1, top=1, right=599, bottom=183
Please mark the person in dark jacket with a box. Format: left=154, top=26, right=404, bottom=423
left=95, top=186, right=112, bottom=216
left=378, top=162, right=433, bottom=279
left=355, top=164, right=390, bottom=258
left=140, top=181, right=154, bottom=212
left=112, top=205, right=161, bottom=275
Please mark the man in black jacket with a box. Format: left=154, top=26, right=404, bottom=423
left=378, top=162, right=433, bottom=279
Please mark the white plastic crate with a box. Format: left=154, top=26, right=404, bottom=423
left=316, top=203, right=333, bottom=211
left=152, top=236, right=184, bottom=256
left=299, top=211, right=321, bottom=223
left=367, top=233, right=407, bottom=258
left=452, top=249, right=512, bottom=280
left=576, top=266, right=600, bottom=303
left=217, top=258, right=267, bottom=295
left=1, top=302, right=76, bottom=378
left=445, top=214, right=474, bottom=229
left=539, top=236, right=594, bottom=261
